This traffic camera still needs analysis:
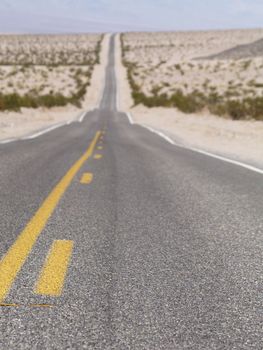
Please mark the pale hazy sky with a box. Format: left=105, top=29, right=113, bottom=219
left=1, top=0, right=263, bottom=33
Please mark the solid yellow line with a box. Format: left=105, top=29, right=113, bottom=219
left=35, top=240, right=73, bottom=296
left=94, top=154, right=102, bottom=160
left=0, top=131, right=101, bottom=303
left=80, top=172, right=93, bottom=184
left=0, top=303, right=53, bottom=308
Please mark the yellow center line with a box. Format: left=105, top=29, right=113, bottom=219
left=35, top=240, right=73, bottom=297
left=0, top=303, right=54, bottom=308
left=80, top=172, right=93, bottom=184
left=30, top=304, right=54, bottom=308
left=97, top=146, right=103, bottom=150
left=94, top=154, right=102, bottom=160
left=0, top=131, right=101, bottom=303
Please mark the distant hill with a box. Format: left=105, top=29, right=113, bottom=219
left=199, top=37, right=263, bottom=60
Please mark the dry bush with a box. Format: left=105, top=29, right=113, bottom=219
left=0, top=34, right=103, bottom=111
left=121, top=31, right=263, bottom=120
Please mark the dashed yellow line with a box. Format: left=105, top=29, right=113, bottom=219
left=0, top=131, right=101, bottom=303
left=97, top=146, right=103, bottom=150
left=35, top=240, right=73, bottom=296
left=94, top=154, right=102, bottom=160
left=80, top=172, right=93, bottom=184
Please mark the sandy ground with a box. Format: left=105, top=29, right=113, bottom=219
left=0, top=65, right=90, bottom=97
left=83, top=33, right=110, bottom=109
left=0, top=34, right=110, bottom=141
left=115, top=34, right=263, bottom=167
left=0, top=34, right=101, bottom=65
left=122, top=30, right=263, bottom=101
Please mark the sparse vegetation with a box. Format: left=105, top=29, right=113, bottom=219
left=0, top=34, right=102, bottom=66
left=0, top=34, right=103, bottom=111
left=121, top=32, right=263, bottom=120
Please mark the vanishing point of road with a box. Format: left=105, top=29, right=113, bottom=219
left=0, top=36, right=263, bottom=349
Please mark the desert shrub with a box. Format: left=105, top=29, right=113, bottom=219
left=209, top=103, right=227, bottom=116
left=207, top=98, right=263, bottom=121
left=0, top=80, right=89, bottom=111
left=120, top=34, right=263, bottom=120
left=246, top=97, right=263, bottom=120
left=37, top=94, right=67, bottom=108
left=0, top=93, right=21, bottom=111
left=251, top=82, right=263, bottom=88
left=224, top=100, right=246, bottom=120
left=151, top=85, right=162, bottom=95
left=242, top=60, right=251, bottom=70
left=170, top=90, right=204, bottom=113
left=224, top=90, right=240, bottom=98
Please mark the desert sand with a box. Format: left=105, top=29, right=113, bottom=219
left=121, top=30, right=263, bottom=102
left=0, top=34, right=110, bottom=141
left=116, top=33, right=263, bottom=167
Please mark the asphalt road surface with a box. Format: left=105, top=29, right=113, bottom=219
left=0, top=36, right=263, bottom=350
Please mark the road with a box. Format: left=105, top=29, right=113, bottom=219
left=0, top=36, right=263, bottom=350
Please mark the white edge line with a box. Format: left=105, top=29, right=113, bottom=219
left=0, top=110, right=91, bottom=144
left=127, top=112, right=263, bottom=175
left=78, top=111, right=87, bottom=123
left=0, top=138, right=17, bottom=144
left=22, top=122, right=66, bottom=140
left=188, top=147, right=263, bottom=175
left=125, top=112, right=134, bottom=125
left=141, top=124, right=175, bottom=145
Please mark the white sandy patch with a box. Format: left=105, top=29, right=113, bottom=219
left=0, top=34, right=110, bottom=141
left=132, top=106, right=263, bottom=166
left=115, top=34, right=263, bottom=167
left=0, top=105, right=81, bottom=140
left=115, top=34, right=133, bottom=112
left=83, top=34, right=110, bottom=109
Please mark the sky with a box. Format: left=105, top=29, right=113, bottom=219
left=0, top=0, right=263, bottom=33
